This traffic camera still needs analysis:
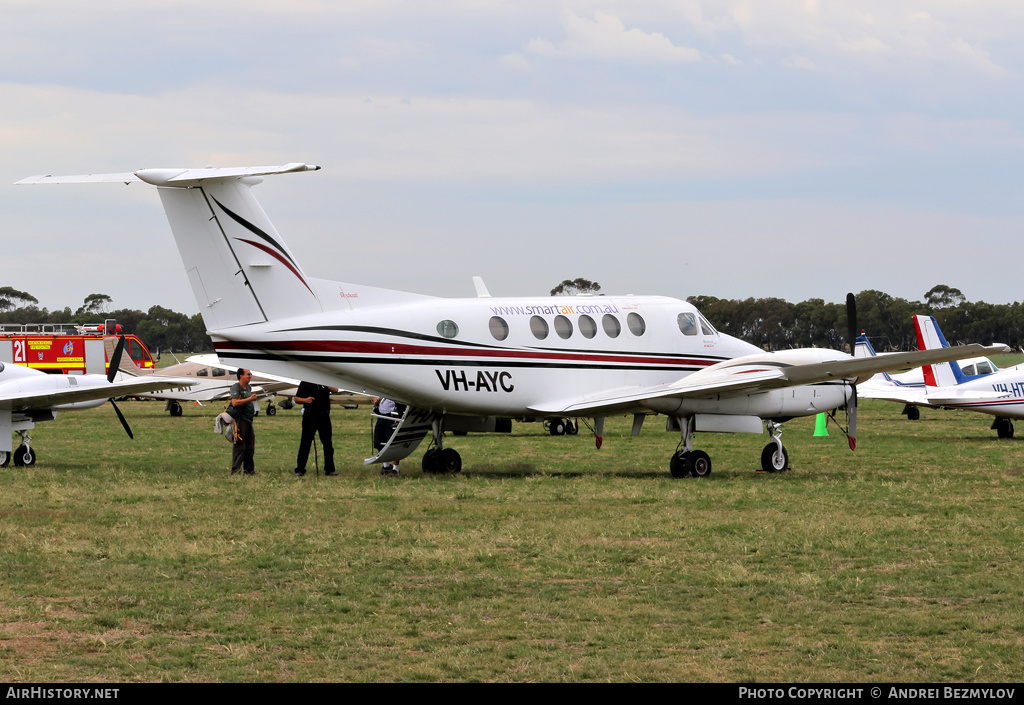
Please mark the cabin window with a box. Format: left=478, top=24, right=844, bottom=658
left=212, top=367, right=226, bottom=377
left=976, top=361, right=994, bottom=375
left=530, top=316, right=549, bottom=340
left=489, top=316, right=510, bottom=341
left=437, top=320, right=459, bottom=338
left=602, top=314, right=621, bottom=338
left=699, top=314, right=717, bottom=335
left=678, top=313, right=698, bottom=336
left=554, top=315, right=573, bottom=339
left=962, top=364, right=976, bottom=376
left=627, top=312, right=646, bottom=336
left=196, top=368, right=209, bottom=377
left=579, top=315, right=597, bottom=339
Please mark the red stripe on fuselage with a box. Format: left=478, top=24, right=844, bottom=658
left=213, top=339, right=717, bottom=367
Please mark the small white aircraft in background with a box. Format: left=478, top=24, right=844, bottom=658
left=0, top=337, right=194, bottom=466
left=18, top=164, right=1001, bottom=477
left=858, top=315, right=1019, bottom=437
left=113, top=354, right=296, bottom=416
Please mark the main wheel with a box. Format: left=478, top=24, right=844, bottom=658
left=566, top=421, right=579, bottom=435
left=169, top=401, right=183, bottom=417
left=438, top=448, right=462, bottom=474
left=687, top=450, right=712, bottom=478
left=267, top=405, right=277, bottom=416
left=548, top=419, right=566, bottom=436
left=13, top=446, right=36, bottom=467
left=906, top=405, right=920, bottom=421
left=994, top=417, right=1015, bottom=439
left=669, top=452, right=689, bottom=478
left=760, top=443, right=789, bottom=473
left=0, top=451, right=8, bottom=468
left=422, top=448, right=439, bottom=474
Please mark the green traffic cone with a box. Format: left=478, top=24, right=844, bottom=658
left=813, top=413, right=828, bottom=437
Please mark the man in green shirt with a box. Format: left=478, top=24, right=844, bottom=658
left=229, top=368, right=258, bottom=475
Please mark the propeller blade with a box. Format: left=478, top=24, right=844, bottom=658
left=848, top=385, right=857, bottom=451
left=846, top=292, right=857, bottom=354
left=110, top=399, right=134, bottom=440
left=846, top=293, right=858, bottom=450
left=107, top=335, right=127, bottom=383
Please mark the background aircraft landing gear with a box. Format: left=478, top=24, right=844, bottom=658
left=0, top=451, right=8, bottom=468
left=166, top=401, right=183, bottom=417
left=266, top=402, right=277, bottom=416
left=993, top=417, right=1014, bottom=439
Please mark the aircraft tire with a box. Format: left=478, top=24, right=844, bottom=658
left=669, top=452, right=689, bottom=478
left=760, top=443, right=789, bottom=473
left=0, top=451, right=8, bottom=468
left=267, top=405, right=277, bottom=417
left=13, top=446, right=35, bottom=467
left=548, top=419, right=566, bottom=436
left=995, top=417, right=1014, bottom=439
left=438, top=448, right=462, bottom=474
left=906, top=405, right=920, bottom=421
left=566, top=421, right=579, bottom=435
left=169, top=402, right=183, bottom=417
left=687, top=450, right=712, bottom=478
left=422, top=448, right=439, bottom=474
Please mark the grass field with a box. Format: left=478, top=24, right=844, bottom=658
left=2, top=389, right=1024, bottom=682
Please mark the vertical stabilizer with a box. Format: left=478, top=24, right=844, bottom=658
left=136, top=165, right=323, bottom=332
left=914, top=315, right=966, bottom=387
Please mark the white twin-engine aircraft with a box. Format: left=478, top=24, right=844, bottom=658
left=17, top=164, right=1000, bottom=477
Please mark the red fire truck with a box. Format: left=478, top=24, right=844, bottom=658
left=0, top=319, right=156, bottom=375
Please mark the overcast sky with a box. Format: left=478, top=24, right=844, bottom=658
left=3, top=0, right=1023, bottom=315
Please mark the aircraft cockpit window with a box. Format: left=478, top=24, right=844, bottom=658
left=698, top=314, right=717, bottom=336
left=212, top=367, right=226, bottom=377
left=554, top=315, right=573, bottom=340
left=197, top=368, right=209, bottom=377
left=437, top=320, right=459, bottom=339
left=579, top=315, right=597, bottom=339
left=962, top=364, right=976, bottom=376
left=677, top=313, right=698, bottom=336
left=489, top=316, right=510, bottom=341
left=976, top=361, right=994, bottom=375
left=530, top=316, right=549, bottom=340
left=627, top=312, right=646, bottom=336
left=602, top=314, right=621, bottom=338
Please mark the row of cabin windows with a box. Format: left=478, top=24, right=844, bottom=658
left=195, top=367, right=227, bottom=377
left=436, top=311, right=716, bottom=342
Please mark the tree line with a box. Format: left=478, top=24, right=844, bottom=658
left=0, top=288, right=212, bottom=353
left=688, top=285, right=1024, bottom=352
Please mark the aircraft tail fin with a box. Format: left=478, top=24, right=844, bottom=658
left=854, top=332, right=896, bottom=382
left=914, top=315, right=968, bottom=387
left=141, top=165, right=323, bottom=332
left=20, top=164, right=324, bottom=333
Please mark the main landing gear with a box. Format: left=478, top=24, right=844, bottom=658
left=993, top=417, right=1015, bottom=439
left=422, top=418, right=462, bottom=474
left=668, top=417, right=713, bottom=478
left=667, top=417, right=790, bottom=478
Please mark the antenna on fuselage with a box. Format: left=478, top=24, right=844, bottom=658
left=472, top=276, right=491, bottom=298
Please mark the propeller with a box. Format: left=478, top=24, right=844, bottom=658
left=845, top=292, right=858, bottom=450
left=107, top=335, right=134, bottom=439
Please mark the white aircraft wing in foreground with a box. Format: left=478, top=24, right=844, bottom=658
left=0, top=338, right=195, bottom=466
left=18, top=165, right=1000, bottom=477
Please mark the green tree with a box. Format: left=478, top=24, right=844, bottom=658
left=550, top=278, right=601, bottom=296
left=0, top=287, right=38, bottom=312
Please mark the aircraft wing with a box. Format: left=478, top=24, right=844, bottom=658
left=0, top=376, right=196, bottom=412
left=925, top=389, right=1013, bottom=406
left=530, top=343, right=1005, bottom=416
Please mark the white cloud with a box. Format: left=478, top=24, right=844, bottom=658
left=526, top=10, right=701, bottom=64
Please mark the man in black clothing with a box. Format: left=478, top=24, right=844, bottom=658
left=294, top=381, right=338, bottom=476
